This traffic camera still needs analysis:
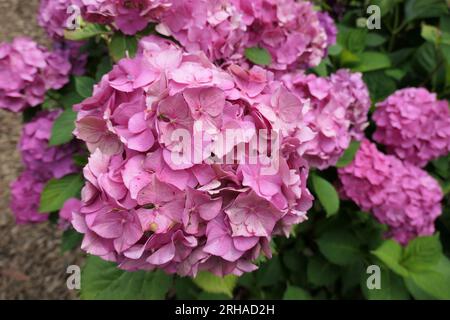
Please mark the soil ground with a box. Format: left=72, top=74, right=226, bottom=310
left=0, top=0, right=83, bottom=299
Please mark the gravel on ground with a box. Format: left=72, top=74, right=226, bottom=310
left=0, top=0, right=84, bottom=299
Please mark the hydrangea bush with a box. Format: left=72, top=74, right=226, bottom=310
left=3, top=0, right=450, bottom=300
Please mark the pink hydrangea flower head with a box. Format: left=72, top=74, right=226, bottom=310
left=373, top=87, right=450, bottom=167
left=338, top=139, right=443, bottom=245
left=77, top=0, right=171, bottom=35
left=72, top=36, right=314, bottom=276
left=0, top=37, right=71, bottom=112
left=10, top=171, right=49, bottom=224
left=59, top=198, right=82, bottom=229
left=158, top=0, right=332, bottom=71
left=317, top=11, right=337, bottom=47
left=281, top=69, right=370, bottom=169
left=38, top=0, right=74, bottom=39
left=19, top=110, right=79, bottom=179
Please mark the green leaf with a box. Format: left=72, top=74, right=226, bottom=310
left=197, top=292, right=231, bottom=300
left=414, top=42, right=439, bottom=73
left=193, top=272, right=237, bottom=297
left=361, top=267, right=409, bottom=300
left=256, top=256, right=284, bottom=287
left=311, top=173, right=340, bottom=217
left=96, top=56, right=113, bottom=81
left=61, top=229, right=83, bottom=252
left=73, top=154, right=88, bottom=167
left=39, top=175, right=84, bottom=213
left=60, top=91, right=84, bottom=109
left=109, top=33, right=138, bottom=62
left=404, top=278, right=435, bottom=300
left=307, top=256, right=339, bottom=286
left=75, top=76, right=96, bottom=98
left=328, top=44, right=342, bottom=56
left=64, top=22, right=109, bottom=41
left=338, top=27, right=367, bottom=53
left=283, top=286, right=311, bottom=300
left=363, top=70, right=397, bottom=102
left=81, top=255, right=172, bottom=299
left=401, top=235, right=442, bottom=272
left=316, top=230, right=361, bottom=266
left=385, top=69, right=407, bottom=81
left=421, top=23, right=441, bottom=44
left=244, top=47, right=272, bottom=66
left=339, top=49, right=360, bottom=67
left=369, top=0, right=397, bottom=17
left=371, top=240, right=409, bottom=277
left=336, top=141, right=361, bottom=168
left=312, top=60, right=328, bottom=77
left=432, top=155, right=450, bottom=178
left=405, top=0, right=448, bottom=23
left=353, top=52, right=391, bottom=72
left=365, top=33, right=387, bottom=47
left=49, top=109, right=77, bottom=146
left=406, top=256, right=450, bottom=299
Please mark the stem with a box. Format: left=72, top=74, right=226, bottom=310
left=388, top=5, right=400, bottom=52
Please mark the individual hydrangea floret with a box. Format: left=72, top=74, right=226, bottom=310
left=72, top=36, right=314, bottom=277
left=59, top=198, right=82, bottom=229
left=338, top=139, right=443, bottom=245
left=373, top=87, right=450, bottom=167
left=0, top=37, right=71, bottom=112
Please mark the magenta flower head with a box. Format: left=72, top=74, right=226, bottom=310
left=373, top=87, right=450, bottom=167
left=76, top=0, right=171, bottom=35
left=19, top=110, right=79, bottom=180
left=281, top=69, right=370, bottom=169
left=38, top=0, right=74, bottom=39
left=10, top=170, right=49, bottom=224
left=59, top=198, right=82, bottom=229
left=157, top=0, right=333, bottom=71
left=38, top=0, right=88, bottom=75
left=72, top=36, right=314, bottom=277
left=0, top=37, right=71, bottom=112
left=317, top=11, right=338, bottom=47
left=338, top=139, right=443, bottom=245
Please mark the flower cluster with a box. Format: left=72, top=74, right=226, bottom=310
left=0, top=37, right=71, bottom=112
left=72, top=36, right=314, bottom=276
left=281, top=69, right=370, bottom=169
left=10, top=110, right=80, bottom=224
left=10, top=171, right=49, bottom=224
left=338, top=140, right=443, bottom=245
left=373, top=87, right=450, bottom=167
left=19, top=110, right=79, bottom=179
left=76, top=0, right=171, bottom=35
left=318, top=12, right=338, bottom=48
left=157, top=0, right=332, bottom=71
left=38, top=0, right=88, bottom=75
left=38, top=0, right=73, bottom=39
